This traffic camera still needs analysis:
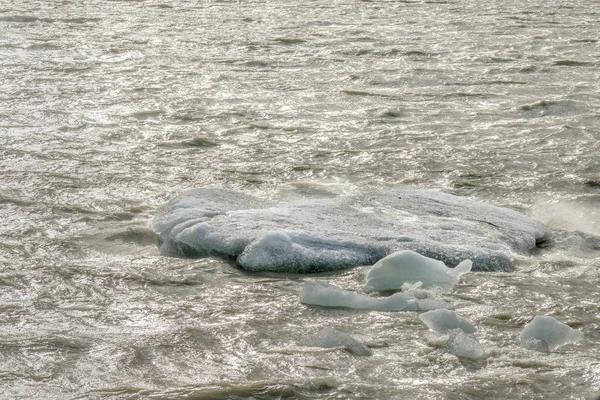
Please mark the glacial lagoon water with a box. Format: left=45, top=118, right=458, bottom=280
left=1, top=0, right=599, bottom=398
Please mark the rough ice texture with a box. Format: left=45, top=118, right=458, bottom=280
left=419, top=309, right=476, bottom=334
left=365, top=250, right=471, bottom=292
left=304, top=327, right=372, bottom=356
left=446, top=329, right=486, bottom=360
left=153, top=188, right=552, bottom=273
left=520, top=316, right=584, bottom=352
left=299, top=281, right=452, bottom=312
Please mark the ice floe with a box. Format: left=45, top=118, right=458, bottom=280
left=153, top=188, right=551, bottom=273
left=365, top=250, right=472, bottom=293
left=520, top=316, right=584, bottom=352
left=304, top=327, right=372, bottom=356
left=419, top=309, right=476, bottom=334
left=299, top=281, right=452, bottom=312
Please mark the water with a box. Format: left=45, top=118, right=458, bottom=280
left=1, top=0, right=599, bottom=398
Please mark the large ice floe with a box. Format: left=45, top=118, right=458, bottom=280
left=299, top=281, right=452, bottom=312
left=153, top=188, right=551, bottom=273
left=520, top=316, right=584, bottom=352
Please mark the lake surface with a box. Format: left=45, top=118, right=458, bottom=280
left=1, top=0, right=599, bottom=398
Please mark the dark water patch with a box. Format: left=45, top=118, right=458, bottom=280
left=56, top=205, right=99, bottom=215
left=442, top=92, right=497, bottom=98
left=571, top=38, right=598, bottom=44
left=341, top=89, right=400, bottom=98
left=171, top=109, right=207, bottom=122
left=291, top=165, right=312, bottom=172
left=445, top=80, right=527, bottom=86
left=380, top=109, right=404, bottom=118
left=181, top=137, right=219, bottom=148
left=62, top=17, right=102, bottom=24
left=75, top=210, right=138, bottom=222
left=518, top=99, right=587, bottom=117
left=273, top=37, right=306, bottom=44
left=0, top=15, right=55, bottom=23
left=130, top=110, right=165, bottom=120
left=584, top=180, right=600, bottom=189
left=105, top=228, right=158, bottom=246
left=404, top=50, right=433, bottom=57
left=146, top=276, right=204, bottom=287
left=554, top=60, right=594, bottom=67
left=26, top=43, right=62, bottom=51
left=518, top=65, right=540, bottom=73
left=113, top=379, right=338, bottom=400
left=237, top=60, right=273, bottom=68
left=0, top=195, right=37, bottom=207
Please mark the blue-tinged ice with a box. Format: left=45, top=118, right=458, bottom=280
left=299, top=281, right=452, bottom=312
left=520, top=316, right=584, bottom=352
left=153, top=188, right=552, bottom=273
left=304, top=327, right=372, bottom=356
left=365, top=250, right=471, bottom=293
left=419, top=309, right=476, bottom=334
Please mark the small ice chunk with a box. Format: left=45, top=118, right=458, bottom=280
left=446, top=329, right=486, bottom=360
left=365, top=250, right=472, bottom=293
left=299, top=281, right=452, bottom=312
left=419, top=309, right=476, bottom=334
left=520, top=316, right=584, bottom=352
left=401, top=281, right=430, bottom=299
left=305, top=327, right=372, bottom=356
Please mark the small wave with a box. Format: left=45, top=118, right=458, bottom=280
left=518, top=99, right=587, bottom=117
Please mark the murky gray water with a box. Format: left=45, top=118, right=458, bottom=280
left=1, top=0, right=599, bottom=398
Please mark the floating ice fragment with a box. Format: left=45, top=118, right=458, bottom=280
left=153, top=188, right=552, bottom=273
left=446, top=329, right=486, bottom=360
left=299, top=281, right=452, bottom=312
left=304, top=327, right=372, bottom=356
left=419, top=309, right=476, bottom=334
left=401, top=281, right=430, bottom=299
left=520, top=316, right=584, bottom=352
left=365, top=250, right=472, bottom=293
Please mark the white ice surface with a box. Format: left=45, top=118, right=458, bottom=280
left=419, top=309, right=476, bottom=334
left=446, top=329, right=486, bottom=360
left=304, top=327, right=372, bottom=356
left=153, top=188, right=551, bottom=273
left=365, top=250, right=471, bottom=292
left=520, top=316, right=584, bottom=352
left=299, top=281, right=452, bottom=312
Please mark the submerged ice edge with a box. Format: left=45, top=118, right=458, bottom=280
left=153, top=188, right=552, bottom=273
